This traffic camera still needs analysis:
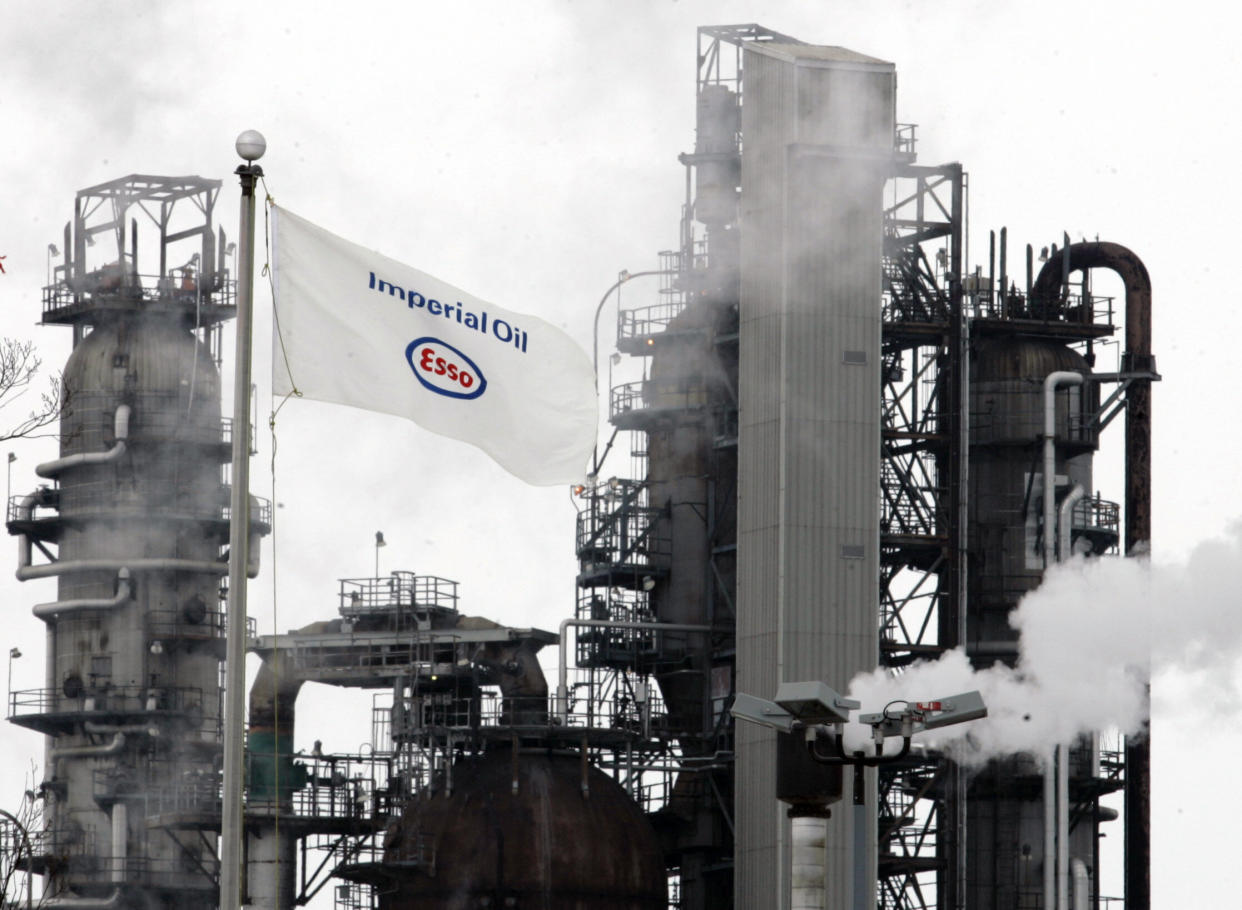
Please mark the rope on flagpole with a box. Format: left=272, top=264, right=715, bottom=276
left=262, top=180, right=302, bottom=423
left=259, top=178, right=287, bottom=879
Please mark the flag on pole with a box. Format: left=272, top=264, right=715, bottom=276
left=270, top=207, right=597, bottom=485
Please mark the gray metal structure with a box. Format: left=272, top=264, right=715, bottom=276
left=7, top=175, right=268, bottom=910
left=581, top=22, right=1154, bottom=910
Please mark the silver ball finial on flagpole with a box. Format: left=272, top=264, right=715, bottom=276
left=235, top=129, right=267, bottom=162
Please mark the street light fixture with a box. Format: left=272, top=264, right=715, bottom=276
left=731, top=681, right=987, bottom=910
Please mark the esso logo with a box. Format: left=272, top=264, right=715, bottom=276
left=405, top=337, right=487, bottom=400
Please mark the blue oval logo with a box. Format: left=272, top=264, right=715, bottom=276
left=406, top=337, right=487, bottom=400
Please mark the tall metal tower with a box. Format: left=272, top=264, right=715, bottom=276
left=7, top=175, right=268, bottom=910
left=580, top=23, right=1154, bottom=910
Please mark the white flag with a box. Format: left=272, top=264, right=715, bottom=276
left=271, top=207, right=597, bottom=485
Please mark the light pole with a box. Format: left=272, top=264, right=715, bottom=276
left=374, top=531, right=386, bottom=578
left=6, top=647, right=20, bottom=707
left=732, top=682, right=987, bottom=910
left=6, top=452, right=14, bottom=510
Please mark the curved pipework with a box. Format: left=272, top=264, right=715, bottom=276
left=32, top=568, right=131, bottom=621
left=13, top=490, right=41, bottom=575
left=50, top=732, right=127, bottom=763
left=1043, top=371, right=1085, bottom=568
left=35, top=405, right=131, bottom=479
left=18, top=557, right=226, bottom=582
left=40, top=890, right=124, bottom=910
left=1031, top=242, right=1152, bottom=552
left=1058, top=485, right=1086, bottom=562
left=248, top=649, right=307, bottom=807
left=1033, top=241, right=1154, bottom=909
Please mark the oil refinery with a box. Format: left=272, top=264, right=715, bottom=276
left=1, top=23, right=1154, bottom=910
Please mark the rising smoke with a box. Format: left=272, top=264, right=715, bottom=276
left=845, top=524, right=1242, bottom=765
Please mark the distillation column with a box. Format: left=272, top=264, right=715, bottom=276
left=8, top=176, right=261, bottom=910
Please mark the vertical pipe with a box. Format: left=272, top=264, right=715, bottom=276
left=1042, top=371, right=1084, bottom=567
left=110, top=802, right=127, bottom=884
left=1043, top=758, right=1055, bottom=909
left=221, top=134, right=265, bottom=910
left=1058, top=485, right=1086, bottom=561
left=998, top=227, right=1007, bottom=316
left=1032, top=242, right=1153, bottom=910
left=1057, top=743, right=1070, bottom=910
left=987, top=230, right=996, bottom=317
left=790, top=816, right=826, bottom=910
left=1025, top=244, right=1033, bottom=300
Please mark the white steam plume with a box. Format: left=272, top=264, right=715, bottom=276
left=845, top=523, right=1242, bottom=765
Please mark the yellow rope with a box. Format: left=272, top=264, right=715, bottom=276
left=260, top=178, right=284, bottom=879
left=262, top=180, right=302, bottom=423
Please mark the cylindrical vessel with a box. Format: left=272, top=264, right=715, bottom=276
left=376, top=749, right=666, bottom=909
left=43, top=311, right=228, bottom=903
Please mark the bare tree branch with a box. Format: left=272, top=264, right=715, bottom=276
left=0, top=340, right=69, bottom=444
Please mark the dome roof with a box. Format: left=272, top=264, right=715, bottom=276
left=380, top=750, right=665, bottom=910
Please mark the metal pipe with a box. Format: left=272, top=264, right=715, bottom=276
left=50, top=732, right=126, bottom=762
left=13, top=490, right=40, bottom=574
left=790, top=815, right=826, bottom=910
left=35, top=405, right=130, bottom=478
left=1058, top=743, right=1070, bottom=910
left=247, top=495, right=263, bottom=579
left=1043, top=755, right=1055, bottom=909
left=1031, top=241, right=1154, bottom=910
left=18, top=557, right=225, bottom=582
left=1058, top=485, right=1086, bottom=561
left=1071, top=857, right=1090, bottom=910
left=554, top=619, right=711, bottom=722
left=1042, top=371, right=1084, bottom=568
left=110, top=802, right=126, bottom=884
left=40, top=891, right=123, bottom=910
left=32, top=569, right=131, bottom=621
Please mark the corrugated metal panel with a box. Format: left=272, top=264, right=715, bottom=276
left=736, top=40, right=892, bottom=910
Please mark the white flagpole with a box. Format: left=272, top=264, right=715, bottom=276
left=220, top=129, right=265, bottom=910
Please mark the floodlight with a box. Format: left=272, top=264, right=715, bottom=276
left=774, top=680, right=859, bottom=725
left=915, top=691, right=987, bottom=729
left=730, top=692, right=796, bottom=734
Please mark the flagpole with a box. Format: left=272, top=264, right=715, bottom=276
left=220, top=129, right=265, bottom=910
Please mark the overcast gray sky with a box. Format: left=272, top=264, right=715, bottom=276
left=2, top=1, right=1237, bottom=905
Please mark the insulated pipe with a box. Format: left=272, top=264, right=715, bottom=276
left=247, top=495, right=263, bottom=579
left=1033, top=241, right=1154, bottom=909
left=35, top=405, right=130, bottom=478
left=554, top=619, right=711, bottom=722
left=109, top=802, right=126, bottom=884
left=1031, top=242, right=1152, bottom=553
left=41, top=891, right=123, bottom=910
left=13, top=490, right=40, bottom=574
left=1043, top=371, right=1084, bottom=568
left=1058, top=743, right=1070, bottom=910
left=1058, top=485, right=1086, bottom=562
left=1071, top=858, right=1090, bottom=910
left=50, top=733, right=126, bottom=763
left=1043, top=755, right=1055, bottom=909
left=790, top=815, right=827, bottom=910
left=32, top=568, right=131, bottom=621
left=18, top=557, right=226, bottom=582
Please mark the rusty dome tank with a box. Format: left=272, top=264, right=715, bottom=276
left=377, top=749, right=666, bottom=909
